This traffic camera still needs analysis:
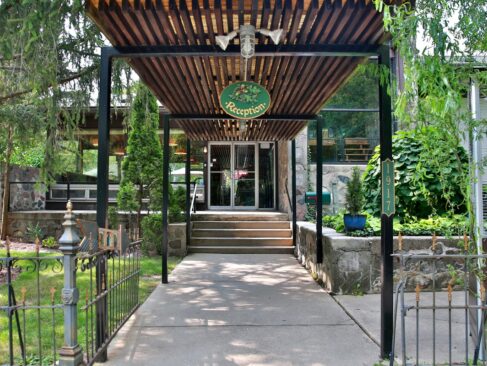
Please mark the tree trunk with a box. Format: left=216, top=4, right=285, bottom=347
left=1, top=126, right=14, bottom=240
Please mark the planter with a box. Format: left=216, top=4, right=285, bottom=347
left=343, top=214, right=366, bottom=231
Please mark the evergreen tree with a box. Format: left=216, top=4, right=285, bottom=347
left=118, top=84, right=163, bottom=236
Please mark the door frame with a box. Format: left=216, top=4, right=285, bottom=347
left=208, top=141, right=271, bottom=210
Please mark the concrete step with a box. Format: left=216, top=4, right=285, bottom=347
left=192, top=212, right=289, bottom=222
left=192, top=228, right=292, bottom=238
left=190, top=237, right=293, bottom=247
left=188, top=246, right=295, bottom=254
left=192, top=221, right=290, bottom=229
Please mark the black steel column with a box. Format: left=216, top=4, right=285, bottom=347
left=185, top=138, right=191, bottom=248
left=95, top=46, right=112, bottom=363
left=275, top=142, right=279, bottom=210
left=379, top=45, right=394, bottom=359
left=96, top=47, right=112, bottom=229
left=162, top=115, right=170, bottom=284
left=316, top=117, right=323, bottom=263
left=291, top=140, right=297, bottom=248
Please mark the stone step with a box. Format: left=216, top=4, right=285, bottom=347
left=191, top=212, right=289, bottom=222
left=188, top=246, right=295, bottom=254
left=192, top=221, right=290, bottom=229
left=192, top=228, right=292, bottom=238
left=190, top=237, right=293, bottom=247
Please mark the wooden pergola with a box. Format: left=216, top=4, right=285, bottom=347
left=86, top=0, right=396, bottom=359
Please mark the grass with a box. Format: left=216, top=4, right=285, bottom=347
left=0, top=249, right=180, bottom=365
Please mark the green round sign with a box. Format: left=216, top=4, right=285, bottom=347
left=220, top=81, right=271, bottom=119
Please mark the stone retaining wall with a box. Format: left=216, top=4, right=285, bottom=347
left=295, top=221, right=462, bottom=294
left=7, top=211, right=186, bottom=256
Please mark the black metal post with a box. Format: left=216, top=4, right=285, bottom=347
left=275, top=142, right=279, bottom=210
left=379, top=45, right=394, bottom=359
left=316, top=117, right=323, bottom=264
left=95, top=46, right=112, bottom=363
left=162, top=115, right=170, bottom=284
left=185, top=138, right=191, bottom=248
left=291, top=140, right=297, bottom=248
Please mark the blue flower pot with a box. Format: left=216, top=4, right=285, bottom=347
left=343, top=214, right=367, bottom=231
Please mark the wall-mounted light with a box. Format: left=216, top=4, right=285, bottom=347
left=215, top=25, right=283, bottom=59
left=203, top=146, right=208, bottom=154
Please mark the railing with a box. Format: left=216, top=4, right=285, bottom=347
left=78, top=236, right=141, bottom=365
left=391, top=236, right=487, bottom=366
left=190, top=178, right=202, bottom=213
left=0, top=241, right=64, bottom=366
left=0, top=203, right=141, bottom=366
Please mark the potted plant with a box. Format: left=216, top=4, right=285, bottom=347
left=344, top=167, right=366, bottom=231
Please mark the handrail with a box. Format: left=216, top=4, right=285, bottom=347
left=285, top=177, right=293, bottom=211
left=190, top=178, right=201, bottom=213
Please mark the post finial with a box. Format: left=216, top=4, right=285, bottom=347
left=67, top=200, right=73, bottom=213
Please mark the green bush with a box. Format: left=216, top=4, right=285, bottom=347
left=363, top=128, right=468, bottom=219
left=345, top=167, right=364, bottom=215
left=140, top=204, right=186, bottom=255
left=42, top=236, right=57, bottom=248
left=141, top=214, right=162, bottom=255
left=323, top=213, right=467, bottom=237
left=25, top=222, right=45, bottom=242
left=169, top=186, right=186, bottom=223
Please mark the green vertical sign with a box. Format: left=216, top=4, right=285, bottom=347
left=381, top=159, right=395, bottom=217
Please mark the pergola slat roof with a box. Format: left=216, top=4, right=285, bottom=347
left=86, top=0, right=390, bottom=141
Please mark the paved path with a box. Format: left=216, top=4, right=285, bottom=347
left=103, top=254, right=379, bottom=366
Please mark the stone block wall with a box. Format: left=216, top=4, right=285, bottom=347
left=7, top=211, right=186, bottom=257
left=307, top=164, right=365, bottom=214
left=0, top=165, right=46, bottom=212
left=295, top=221, right=462, bottom=294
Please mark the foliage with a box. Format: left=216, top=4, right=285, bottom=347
left=41, top=236, right=57, bottom=248
left=363, top=128, right=468, bottom=218
left=25, top=222, right=45, bottom=242
left=323, top=213, right=468, bottom=238
left=170, top=186, right=186, bottom=223
left=374, top=0, right=487, bottom=241
left=345, top=167, right=364, bottom=215
left=140, top=211, right=185, bottom=256
left=116, top=182, right=138, bottom=213
left=107, top=206, right=119, bottom=230
left=118, top=84, right=163, bottom=234
left=140, top=214, right=163, bottom=255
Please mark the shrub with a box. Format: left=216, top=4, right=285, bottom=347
left=141, top=214, right=162, bottom=255
left=363, top=128, right=468, bottom=219
left=323, top=213, right=467, bottom=237
left=25, top=222, right=45, bottom=242
left=345, top=167, right=364, bottom=215
left=42, top=236, right=57, bottom=248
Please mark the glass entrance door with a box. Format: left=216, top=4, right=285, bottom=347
left=209, top=143, right=258, bottom=209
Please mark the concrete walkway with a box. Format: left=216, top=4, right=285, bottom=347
left=104, top=253, right=380, bottom=366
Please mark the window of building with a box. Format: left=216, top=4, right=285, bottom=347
left=308, top=63, right=380, bottom=164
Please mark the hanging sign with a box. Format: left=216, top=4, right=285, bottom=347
left=220, top=81, right=271, bottom=119
left=381, top=159, right=396, bottom=217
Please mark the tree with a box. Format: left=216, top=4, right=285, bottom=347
left=374, top=0, right=487, bottom=237
left=118, top=84, right=163, bottom=236
left=0, top=1, right=135, bottom=239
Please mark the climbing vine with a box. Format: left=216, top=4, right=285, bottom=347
left=374, top=0, right=487, bottom=240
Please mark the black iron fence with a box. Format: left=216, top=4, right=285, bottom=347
left=391, top=236, right=487, bottom=366
left=0, top=204, right=141, bottom=366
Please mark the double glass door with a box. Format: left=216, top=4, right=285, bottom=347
left=209, top=143, right=258, bottom=209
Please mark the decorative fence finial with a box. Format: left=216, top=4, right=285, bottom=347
left=67, top=200, right=73, bottom=213
left=58, top=199, right=80, bottom=253
left=463, top=233, right=469, bottom=252
left=448, top=284, right=453, bottom=303
left=415, top=284, right=421, bottom=303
